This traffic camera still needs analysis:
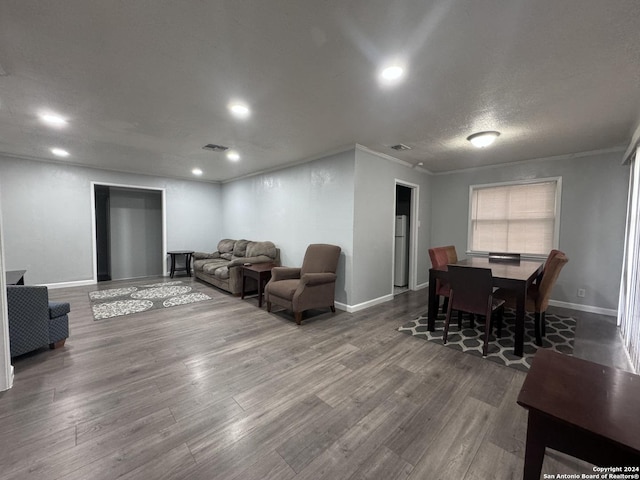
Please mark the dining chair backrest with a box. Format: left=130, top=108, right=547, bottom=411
left=428, top=245, right=458, bottom=268
left=448, top=265, right=494, bottom=316
left=444, top=245, right=458, bottom=264
left=488, top=252, right=521, bottom=263
left=536, top=253, right=569, bottom=312
left=543, top=249, right=564, bottom=273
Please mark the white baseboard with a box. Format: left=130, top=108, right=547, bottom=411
left=415, top=281, right=428, bottom=290
left=44, top=279, right=96, bottom=289
left=336, top=293, right=395, bottom=313
left=548, top=299, right=617, bottom=317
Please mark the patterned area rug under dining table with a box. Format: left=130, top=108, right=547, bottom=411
left=398, top=308, right=576, bottom=371
left=89, top=280, right=212, bottom=320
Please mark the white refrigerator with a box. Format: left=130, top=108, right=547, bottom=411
left=394, top=215, right=408, bottom=287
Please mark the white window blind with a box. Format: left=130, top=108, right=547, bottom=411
left=469, top=179, right=561, bottom=255
left=618, top=149, right=640, bottom=373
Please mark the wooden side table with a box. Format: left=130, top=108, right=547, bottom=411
left=241, top=263, right=275, bottom=308
left=518, top=349, right=640, bottom=479
left=168, top=250, right=194, bottom=278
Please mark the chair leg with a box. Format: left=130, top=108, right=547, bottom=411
left=50, top=339, right=66, bottom=349
left=441, top=296, right=449, bottom=314
left=483, top=309, right=492, bottom=357
left=294, top=311, right=303, bottom=325
left=330, top=305, right=336, bottom=313
left=457, top=310, right=463, bottom=330
left=534, top=312, right=543, bottom=346
left=469, top=313, right=475, bottom=328
left=267, top=301, right=272, bottom=312
left=541, top=311, right=546, bottom=337
left=443, top=291, right=455, bottom=344
left=496, top=306, right=504, bottom=338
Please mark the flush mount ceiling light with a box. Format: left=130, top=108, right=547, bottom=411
left=378, top=64, right=405, bottom=86
left=228, top=102, right=251, bottom=119
left=192, top=168, right=203, bottom=176
left=39, top=112, right=68, bottom=127
left=226, top=150, right=240, bottom=161
left=50, top=147, right=69, bottom=157
left=467, top=131, right=500, bottom=148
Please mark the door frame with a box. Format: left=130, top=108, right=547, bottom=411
left=90, top=182, right=167, bottom=282
left=392, top=179, right=419, bottom=292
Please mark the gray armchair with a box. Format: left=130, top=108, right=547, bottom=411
left=265, top=244, right=341, bottom=325
left=7, top=285, right=70, bottom=357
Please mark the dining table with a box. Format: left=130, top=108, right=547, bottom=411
left=428, top=257, right=544, bottom=357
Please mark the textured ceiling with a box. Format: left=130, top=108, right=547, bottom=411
left=0, top=1, right=639, bottom=182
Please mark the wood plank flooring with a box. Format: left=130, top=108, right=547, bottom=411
left=0, top=277, right=605, bottom=479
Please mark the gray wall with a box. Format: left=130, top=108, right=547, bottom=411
left=109, top=187, right=163, bottom=280
left=0, top=155, right=222, bottom=285
left=352, top=148, right=432, bottom=306
left=221, top=150, right=355, bottom=305
left=430, top=150, right=629, bottom=310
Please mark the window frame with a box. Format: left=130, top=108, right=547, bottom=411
left=466, top=176, right=562, bottom=259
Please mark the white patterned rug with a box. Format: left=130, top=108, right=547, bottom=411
left=398, top=308, right=575, bottom=371
left=89, top=280, right=212, bottom=320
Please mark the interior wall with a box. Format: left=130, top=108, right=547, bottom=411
left=0, top=155, right=222, bottom=285
left=430, top=150, right=629, bottom=311
left=109, top=187, right=163, bottom=280
left=221, top=150, right=356, bottom=305
left=352, top=147, right=432, bottom=307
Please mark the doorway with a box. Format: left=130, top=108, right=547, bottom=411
left=92, top=184, right=165, bottom=282
left=394, top=182, right=418, bottom=295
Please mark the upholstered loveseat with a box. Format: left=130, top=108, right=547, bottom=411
left=193, top=239, right=280, bottom=295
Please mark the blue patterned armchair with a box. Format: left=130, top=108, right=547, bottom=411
left=7, top=285, right=70, bottom=357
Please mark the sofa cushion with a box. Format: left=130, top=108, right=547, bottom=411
left=202, top=259, right=230, bottom=275
left=217, top=239, right=236, bottom=254
left=193, top=251, right=220, bottom=260
left=220, top=253, right=233, bottom=260
left=246, top=241, right=277, bottom=259
left=214, top=266, right=230, bottom=279
left=233, top=239, right=251, bottom=257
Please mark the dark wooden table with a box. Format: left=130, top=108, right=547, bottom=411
left=428, top=257, right=543, bottom=357
left=5, top=270, right=26, bottom=285
left=241, top=263, right=276, bottom=308
left=518, top=350, right=640, bottom=478
left=167, top=251, right=194, bottom=278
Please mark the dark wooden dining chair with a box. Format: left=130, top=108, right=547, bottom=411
left=494, top=253, right=569, bottom=345
left=443, top=265, right=505, bottom=357
left=428, top=245, right=458, bottom=313
left=488, top=252, right=521, bottom=263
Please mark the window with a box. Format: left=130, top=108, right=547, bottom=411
left=468, top=178, right=561, bottom=256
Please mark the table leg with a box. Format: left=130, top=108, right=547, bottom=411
left=241, top=272, right=247, bottom=299
left=186, top=253, right=192, bottom=277
left=514, top=286, right=526, bottom=357
left=170, top=254, right=176, bottom=278
left=258, top=276, right=264, bottom=308
left=523, top=411, right=547, bottom=480
left=428, top=269, right=438, bottom=331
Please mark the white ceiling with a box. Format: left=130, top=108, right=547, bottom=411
left=1, top=1, right=639, bottom=182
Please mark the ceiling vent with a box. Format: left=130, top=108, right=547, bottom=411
left=202, top=143, right=229, bottom=152
left=389, top=143, right=412, bottom=151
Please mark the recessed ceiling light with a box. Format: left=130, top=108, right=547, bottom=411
left=192, top=168, right=203, bottom=176
left=226, top=150, right=240, bottom=161
left=379, top=64, right=405, bottom=85
left=39, top=112, right=68, bottom=127
left=50, top=147, right=69, bottom=157
left=228, top=103, right=251, bottom=119
left=467, top=131, right=501, bottom=148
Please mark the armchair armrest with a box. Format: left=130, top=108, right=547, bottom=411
left=193, top=251, right=220, bottom=260
left=271, top=267, right=302, bottom=281
left=301, top=272, right=337, bottom=286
